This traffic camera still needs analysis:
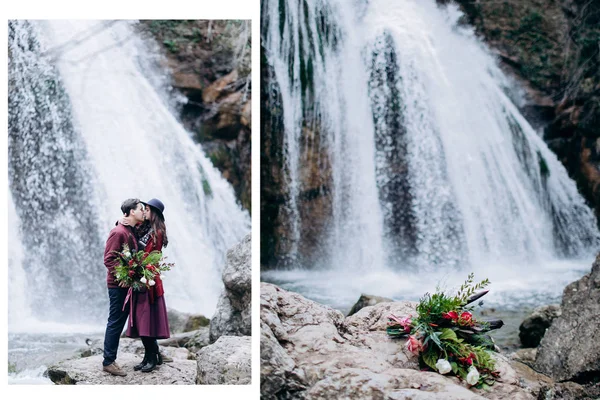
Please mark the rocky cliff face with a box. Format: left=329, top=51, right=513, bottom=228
left=260, top=47, right=334, bottom=267
left=139, top=20, right=251, bottom=211
left=444, top=0, right=600, bottom=223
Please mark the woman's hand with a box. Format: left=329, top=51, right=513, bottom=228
left=118, top=281, right=130, bottom=288
left=120, top=217, right=130, bottom=226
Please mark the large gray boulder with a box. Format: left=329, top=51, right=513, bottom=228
left=535, top=256, right=600, bottom=381
left=209, top=233, right=251, bottom=343
left=260, top=282, right=534, bottom=400
left=196, top=335, right=251, bottom=385
left=518, top=305, right=561, bottom=348
left=45, top=339, right=195, bottom=384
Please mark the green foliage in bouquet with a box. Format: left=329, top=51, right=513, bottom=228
left=387, top=273, right=504, bottom=390
left=112, top=243, right=174, bottom=291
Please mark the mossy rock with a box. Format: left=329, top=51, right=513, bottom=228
left=183, top=315, right=210, bottom=332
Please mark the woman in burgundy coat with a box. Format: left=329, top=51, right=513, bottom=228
left=126, top=198, right=171, bottom=372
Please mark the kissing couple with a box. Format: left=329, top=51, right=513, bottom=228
left=101, top=198, right=171, bottom=376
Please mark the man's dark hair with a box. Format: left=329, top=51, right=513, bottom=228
left=121, top=198, right=140, bottom=216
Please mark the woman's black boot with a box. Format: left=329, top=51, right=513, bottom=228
left=141, top=350, right=157, bottom=372
left=134, top=340, right=150, bottom=371
left=133, top=352, right=149, bottom=371
left=155, top=341, right=163, bottom=365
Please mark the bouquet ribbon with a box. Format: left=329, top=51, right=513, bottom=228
left=122, top=286, right=134, bottom=327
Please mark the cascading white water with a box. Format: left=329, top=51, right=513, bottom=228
left=263, top=0, right=386, bottom=270
left=262, top=0, right=599, bottom=307
left=8, top=20, right=250, bottom=329
left=8, top=194, right=31, bottom=327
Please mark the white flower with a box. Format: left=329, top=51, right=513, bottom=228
left=435, top=359, right=452, bottom=374
left=140, top=277, right=147, bottom=284
left=466, top=366, right=480, bottom=385
left=149, top=280, right=155, bottom=286
left=124, top=251, right=131, bottom=258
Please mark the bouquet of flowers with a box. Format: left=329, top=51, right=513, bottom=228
left=112, top=244, right=174, bottom=291
left=387, top=273, right=504, bottom=389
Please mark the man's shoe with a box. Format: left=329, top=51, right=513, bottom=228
left=103, top=362, right=127, bottom=377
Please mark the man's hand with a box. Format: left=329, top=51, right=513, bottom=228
left=118, top=281, right=130, bottom=288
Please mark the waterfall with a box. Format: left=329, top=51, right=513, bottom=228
left=8, top=194, right=31, bottom=326
left=261, top=0, right=599, bottom=289
left=8, top=20, right=250, bottom=328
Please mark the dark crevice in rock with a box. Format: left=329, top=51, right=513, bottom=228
left=565, top=370, right=600, bottom=386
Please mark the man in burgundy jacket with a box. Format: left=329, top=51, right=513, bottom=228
left=102, top=198, right=145, bottom=376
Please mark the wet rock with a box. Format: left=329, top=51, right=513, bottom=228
left=202, top=69, right=239, bottom=104
left=209, top=233, right=251, bottom=343
left=347, top=294, right=394, bottom=316
left=260, top=283, right=535, bottom=399
left=518, top=305, right=561, bottom=348
left=196, top=335, right=251, bottom=385
left=214, top=91, right=244, bottom=139
left=535, top=256, right=600, bottom=382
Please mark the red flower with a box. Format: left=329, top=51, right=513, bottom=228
left=458, top=311, right=474, bottom=326
left=459, top=356, right=473, bottom=365
left=146, top=265, right=156, bottom=272
left=128, top=259, right=134, bottom=266
left=442, top=311, right=459, bottom=321
left=143, top=252, right=149, bottom=258
left=128, top=270, right=135, bottom=277
left=458, top=352, right=477, bottom=365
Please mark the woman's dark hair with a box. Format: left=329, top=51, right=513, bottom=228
left=148, top=207, right=168, bottom=248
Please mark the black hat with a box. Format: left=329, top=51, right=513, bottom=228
left=142, top=198, right=165, bottom=218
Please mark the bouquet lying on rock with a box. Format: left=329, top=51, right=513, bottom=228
left=112, top=243, right=174, bottom=291
left=387, top=273, right=504, bottom=389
